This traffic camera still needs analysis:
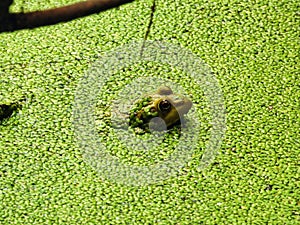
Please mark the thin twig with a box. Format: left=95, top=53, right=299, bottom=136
left=140, top=0, right=156, bottom=58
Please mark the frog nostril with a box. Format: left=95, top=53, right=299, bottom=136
left=158, top=100, right=171, bottom=112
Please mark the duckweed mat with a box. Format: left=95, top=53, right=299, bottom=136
left=0, top=0, right=299, bottom=224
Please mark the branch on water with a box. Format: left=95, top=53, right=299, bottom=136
left=0, top=0, right=134, bottom=33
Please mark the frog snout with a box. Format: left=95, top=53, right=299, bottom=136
left=177, top=99, right=192, bottom=115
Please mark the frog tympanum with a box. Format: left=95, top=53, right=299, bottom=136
left=128, top=86, right=192, bottom=133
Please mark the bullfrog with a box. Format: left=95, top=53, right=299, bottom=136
left=128, top=86, right=192, bottom=133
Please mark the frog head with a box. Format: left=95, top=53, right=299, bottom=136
left=129, top=86, right=192, bottom=132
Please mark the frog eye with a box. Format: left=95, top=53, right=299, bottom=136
left=158, top=100, right=171, bottom=112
